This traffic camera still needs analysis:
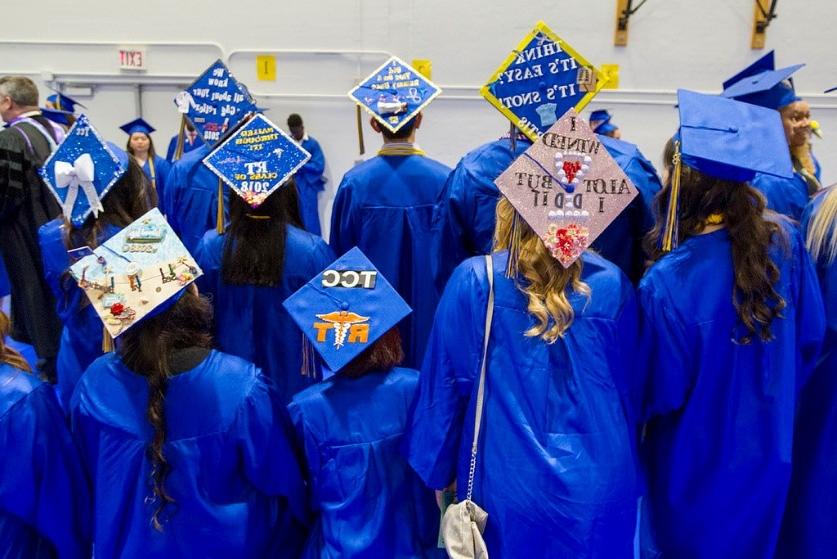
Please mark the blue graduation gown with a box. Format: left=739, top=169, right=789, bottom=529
left=70, top=350, right=307, bottom=558
left=406, top=251, right=642, bottom=558
left=165, top=132, right=204, bottom=163
left=638, top=221, right=826, bottom=558
left=437, top=135, right=661, bottom=286
left=777, top=187, right=837, bottom=557
left=751, top=154, right=822, bottom=222
left=38, top=219, right=120, bottom=411
left=0, top=364, right=91, bottom=559
left=142, top=155, right=170, bottom=211
left=0, top=256, right=9, bottom=297
left=330, top=152, right=452, bottom=369
left=195, top=225, right=335, bottom=404
left=164, top=144, right=228, bottom=253
left=296, top=136, right=326, bottom=236
left=288, top=368, right=442, bottom=558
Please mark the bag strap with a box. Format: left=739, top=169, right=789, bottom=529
left=465, top=254, right=494, bottom=501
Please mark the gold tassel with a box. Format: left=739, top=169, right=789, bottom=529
left=355, top=105, right=365, bottom=157
left=661, top=141, right=682, bottom=253
left=216, top=178, right=224, bottom=234
left=102, top=328, right=113, bottom=353
left=148, top=157, right=157, bottom=192
left=173, top=115, right=186, bottom=162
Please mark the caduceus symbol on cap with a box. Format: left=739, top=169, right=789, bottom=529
left=316, top=310, right=369, bottom=349
left=54, top=153, right=103, bottom=221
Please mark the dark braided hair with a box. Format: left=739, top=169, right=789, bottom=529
left=644, top=138, right=788, bottom=344
left=118, top=288, right=213, bottom=530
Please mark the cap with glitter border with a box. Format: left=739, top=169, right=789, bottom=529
left=120, top=118, right=156, bottom=136
left=202, top=113, right=311, bottom=208
left=721, top=50, right=804, bottom=110
left=39, top=114, right=128, bottom=227
left=676, top=89, right=794, bottom=183
left=175, top=59, right=258, bottom=146
left=282, top=247, right=411, bottom=376
left=348, top=56, right=441, bottom=133
left=589, top=109, right=617, bottom=134
left=68, top=207, right=202, bottom=338
left=481, top=21, right=607, bottom=142
left=494, top=109, right=638, bottom=268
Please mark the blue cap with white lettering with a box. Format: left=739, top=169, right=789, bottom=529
left=283, top=247, right=411, bottom=376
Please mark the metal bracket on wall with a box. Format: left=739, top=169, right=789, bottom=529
left=752, top=0, right=779, bottom=49
left=614, top=0, right=649, bottom=46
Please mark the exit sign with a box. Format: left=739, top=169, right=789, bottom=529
left=119, top=47, right=147, bottom=71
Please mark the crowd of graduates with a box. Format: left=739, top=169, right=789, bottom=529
left=0, top=28, right=835, bottom=559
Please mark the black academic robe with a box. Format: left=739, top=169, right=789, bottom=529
left=0, top=116, right=63, bottom=375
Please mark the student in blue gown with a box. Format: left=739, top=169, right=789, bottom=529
left=288, top=113, right=327, bottom=236
left=71, top=269, right=307, bottom=556
left=639, top=90, right=826, bottom=558
left=284, top=248, right=441, bottom=558
left=122, top=118, right=171, bottom=210
left=164, top=119, right=204, bottom=163
left=39, top=147, right=154, bottom=410
left=330, top=112, right=452, bottom=369
left=195, top=179, right=334, bottom=404
left=722, top=51, right=821, bottom=220
left=406, top=139, right=644, bottom=555
left=437, top=129, right=661, bottom=284
left=776, top=184, right=837, bottom=557
left=44, top=90, right=84, bottom=129
left=0, top=311, right=91, bottom=559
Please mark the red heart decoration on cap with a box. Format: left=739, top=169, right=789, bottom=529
left=562, top=161, right=582, bottom=183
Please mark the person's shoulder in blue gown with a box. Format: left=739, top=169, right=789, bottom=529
left=751, top=171, right=810, bottom=221
left=777, top=185, right=837, bottom=558
left=71, top=345, right=307, bottom=558
left=0, top=335, right=91, bottom=559
left=406, top=234, right=642, bottom=557
left=288, top=366, right=442, bottom=558
left=141, top=155, right=170, bottom=209
left=195, top=183, right=335, bottom=404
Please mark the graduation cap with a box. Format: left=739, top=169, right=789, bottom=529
left=589, top=109, right=617, bottom=135
left=283, top=247, right=411, bottom=377
left=348, top=56, right=441, bottom=133
left=202, top=113, right=311, bottom=208
left=721, top=50, right=804, bottom=110
left=175, top=59, right=258, bottom=146
left=39, top=114, right=128, bottom=227
left=46, top=88, right=87, bottom=113
left=659, top=89, right=794, bottom=252
left=68, top=208, right=202, bottom=339
left=120, top=117, right=156, bottom=136
left=481, top=21, right=607, bottom=142
left=40, top=107, right=74, bottom=127
left=494, top=109, right=638, bottom=268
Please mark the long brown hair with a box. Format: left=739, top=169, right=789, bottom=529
left=118, top=288, right=213, bottom=530
left=0, top=312, right=31, bottom=372
left=340, top=327, right=404, bottom=378
left=644, top=138, right=787, bottom=343
left=493, top=197, right=589, bottom=343
left=221, top=179, right=303, bottom=286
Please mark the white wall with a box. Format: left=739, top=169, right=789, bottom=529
left=3, top=0, right=836, bottom=239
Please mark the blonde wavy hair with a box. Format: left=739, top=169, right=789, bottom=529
left=494, top=197, right=589, bottom=343
left=806, top=185, right=837, bottom=266
left=0, top=312, right=31, bottom=372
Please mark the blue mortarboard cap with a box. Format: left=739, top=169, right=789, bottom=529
left=41, top=107, right=74, bottom=126
left=203, top=113, right=311, bottom=208
left=39, top=114, right=128, bottom=227
left=283, top=247, right=411, bottom=376
left=120, top=117, right=155, bottom=136
left=68, top=208, right=202, bottom=338
left=175, top=59, right=258, bottom=146
left=589, top=109, right=618, bottom=134
left=721, top=52, right=804, bottom=110
left=676, top=89, right=793, bottom=183
left=348, top=56, right=441, bottom=133
left=46, top=89, right=87, bottom=112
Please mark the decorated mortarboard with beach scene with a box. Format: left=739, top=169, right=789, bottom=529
left=202, top=113, right=311, bottom=208
left=40, top=114, right=127, bottom=227
left=69, top=208, right=202, bottom=338
left=495, top=109, right=637, bottom=267
left=175, top=59, right=258, bottom=146
left=348, top=56, right=442, bottom=133
left=283, top=247, right=412, bottom=377
left=481, top=21, right=607, bottom=142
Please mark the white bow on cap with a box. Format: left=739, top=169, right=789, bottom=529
left=54, top=153, right=103, bottom=221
